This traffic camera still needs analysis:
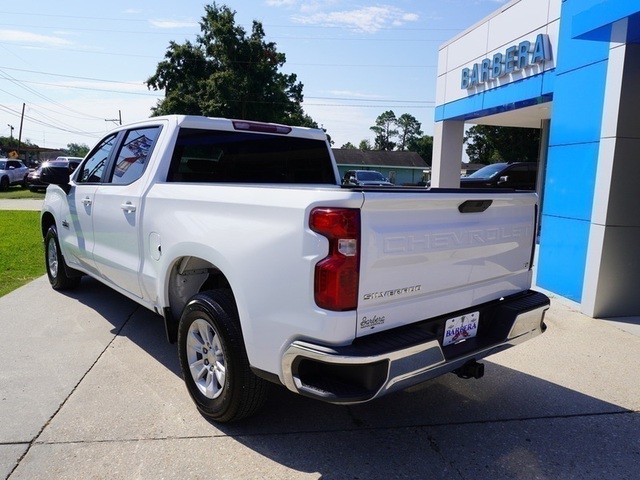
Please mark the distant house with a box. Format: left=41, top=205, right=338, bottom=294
left=461, top=163, right=484, bottom=176
left=332, top=149, right=430, bottom=186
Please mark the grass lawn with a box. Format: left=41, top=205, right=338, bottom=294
left=0, top=211, right=45, bottom=297
left=0, top=186, right=45, bottom=199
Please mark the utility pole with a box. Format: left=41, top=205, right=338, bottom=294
left=105, top=110, right=122, bottom=126
left=7, top=124, right=14, bottom=141
left=18, top=103, right=25, bottom=158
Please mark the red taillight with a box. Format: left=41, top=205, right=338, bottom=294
left=309, top=208, right=360, bottom=311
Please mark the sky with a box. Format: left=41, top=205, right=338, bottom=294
left=0, top=0, right=508, bottom=152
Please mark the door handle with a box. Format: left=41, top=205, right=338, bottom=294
left=121, top=202, right=137, bottom=213
left=82, top=197, right=92, bottom=207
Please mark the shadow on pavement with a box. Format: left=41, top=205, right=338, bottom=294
left=58, top=277, right=638, bottom=479
left=59, top=276, right=181, bottom=377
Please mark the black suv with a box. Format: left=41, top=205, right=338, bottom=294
left=460, top=162, right=538, bottom=190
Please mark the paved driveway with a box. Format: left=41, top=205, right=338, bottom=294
left=1, top=276, right=639, bottom=479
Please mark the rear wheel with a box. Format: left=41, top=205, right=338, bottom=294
left=178, top=290, right=268, bottom=423
left=44, top=225, right=81, bottom=290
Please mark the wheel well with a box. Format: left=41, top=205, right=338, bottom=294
left=167, top=256, right=232, bottom=325
left=41, top=212, right=56, bottom=238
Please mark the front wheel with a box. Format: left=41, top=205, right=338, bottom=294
left=177, top=290, right=268, bottom=423
left=44, top=225, right=81, bottom=290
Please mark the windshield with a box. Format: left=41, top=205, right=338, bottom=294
left=466, top=163, right=507, bottom=180
left=357, top=171, right=385, bottom=181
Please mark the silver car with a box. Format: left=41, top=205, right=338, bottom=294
left=0, top=159, right=29, bottom=191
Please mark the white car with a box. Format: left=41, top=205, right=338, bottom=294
left=0, top=158, right=29, bottom=191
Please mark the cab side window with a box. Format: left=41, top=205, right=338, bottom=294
left=77, top=134, right=117, bottom=183
left=109, top=127, right=161, bottom=185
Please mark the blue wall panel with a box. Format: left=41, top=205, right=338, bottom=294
left=554, top=0, right=611, bottom=75
left=548, top=60, right=608, bottom=146
left=440, top=93, right=485, bottom=121
left=536, top=215, right=591, bottom=302
left=536, top=0, right=613, bottom=302
left=573, top=1, right=640, bottom=42
left=542, top=143, right=599, bottom=221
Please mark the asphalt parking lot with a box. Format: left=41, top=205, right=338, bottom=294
left=1, top=274, right=639, bottom=479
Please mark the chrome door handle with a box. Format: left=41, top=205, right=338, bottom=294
left=121, top=202, right=137, bottom=213
left=82, top=197, right=92, bottom=206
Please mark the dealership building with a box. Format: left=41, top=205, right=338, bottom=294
left=432, top=0, right=640, bottom=318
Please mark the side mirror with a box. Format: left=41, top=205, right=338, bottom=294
left=41, top=165, right=72, bottom=194
left=498, top=175, right=509, bottom=184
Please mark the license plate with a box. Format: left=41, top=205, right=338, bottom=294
left=443, top=312, right=479, bottom=346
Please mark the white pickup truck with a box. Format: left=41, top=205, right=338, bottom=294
left=40, top=115, right=549, bottom=422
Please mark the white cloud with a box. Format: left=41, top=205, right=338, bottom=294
left=303, top=103, right=375, bottom=147
left=0, top=30, right=72, bottom=47
left=291, top=5, right=419, bottom=33
left=149, top=19, right=198, bottom=29
left=265, top=0, right=298, bottom=6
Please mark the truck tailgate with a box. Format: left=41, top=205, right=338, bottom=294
left=356, top=190, right=537, bottom=337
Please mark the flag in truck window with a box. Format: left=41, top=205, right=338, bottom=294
left=114, top=134, right=152, bottom=177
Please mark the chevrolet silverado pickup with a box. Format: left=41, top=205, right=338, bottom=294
left=40, top=115, right=549, bottom=422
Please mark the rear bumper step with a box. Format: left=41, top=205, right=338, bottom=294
left=281, top=290, right=550, bottom=404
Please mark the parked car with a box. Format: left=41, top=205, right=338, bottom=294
left=27, top=159, right=81, bottom=192
left=54, top=156, right=84, bottom=163
left=342, top=169, right=394, bottom=186
left=460, top=162, right=538, bottom=190
left=0, top=159, right=29, bottom=191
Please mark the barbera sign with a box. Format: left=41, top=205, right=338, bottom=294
left=461, top=34, right=551, bottom=89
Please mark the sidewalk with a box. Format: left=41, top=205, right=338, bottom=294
left=0, top=199, right=43, bottom=211
left=1, top=276, right=638, bottom=479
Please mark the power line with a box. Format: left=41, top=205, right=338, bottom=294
left=303, top=103, right=434, bottom=109
left=11, top=79, right=159, bottom=97
left=0, top=104, right=102, bottom=137
left=0, top=67, right=145, bottom=86
left=0, top=10, right=465, bottom=32
left=0, top=68, right=434, bottom=104
left=0, top=68, right=106, bottom=119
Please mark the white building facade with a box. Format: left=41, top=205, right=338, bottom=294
left=433, top=0, right=640, bottom=317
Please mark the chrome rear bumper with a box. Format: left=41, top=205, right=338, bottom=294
left=281, top=290, right=550, bottom=404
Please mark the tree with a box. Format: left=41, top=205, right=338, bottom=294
left=464, top=125, right=540, bottom=164
left=358, top=139, right=372, bottom=150
left=65, top=143, right=90, bottom=157
left=396, top=114, right=422, bottom=151
left=340, top=142, right=357, bottom=149
left=407, top=135, right=433, bottom=165
left=147, top=3, right=317, bottom=127
left=370, top=110, right=398, bottom=151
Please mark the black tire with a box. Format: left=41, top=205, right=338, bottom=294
left=21, top=174, right=28, bottom=188
left=0, top=176, right=9, bottom=191
left=178, top=290, right=269, bottom=423
left=44, top=225, right=81, bottom=290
